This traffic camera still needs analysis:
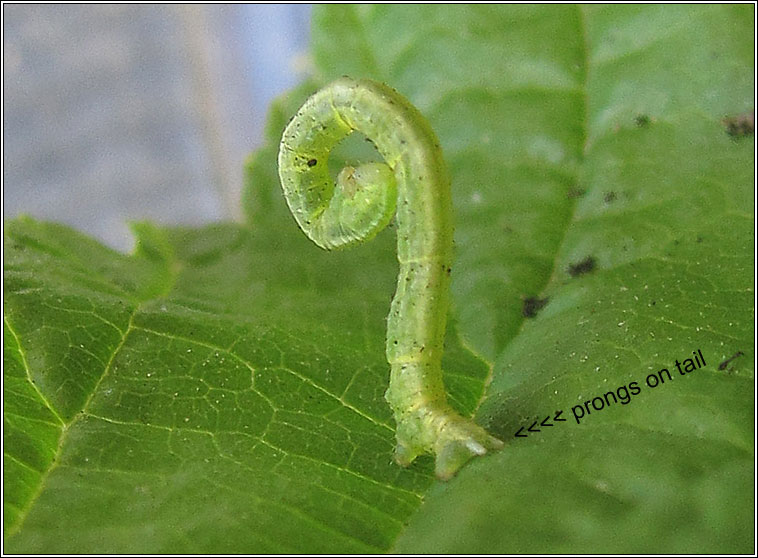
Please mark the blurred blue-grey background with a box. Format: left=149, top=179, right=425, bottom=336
left=3, top=4, right=312, bottom=250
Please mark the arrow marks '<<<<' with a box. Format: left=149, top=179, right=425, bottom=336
left=514, top=410, right=566, bottom=438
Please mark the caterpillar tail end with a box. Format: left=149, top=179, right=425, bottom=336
left=431, top=417, right=503, bottom=481
left=392, top=408, right=503, bottom=481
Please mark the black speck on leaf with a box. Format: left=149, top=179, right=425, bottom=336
left=522, top=296, right=550, bottom=318
left=722, top=111, right=754, bottom=138
left=718, top=351, right=744, bottom=371
left=568, top=256, right=596, bottom=277
left=567, top=188, right=586, bottom=199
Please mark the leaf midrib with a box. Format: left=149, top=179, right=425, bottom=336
left=468, top=5, right=590, bottom=414
left=5, top=308, right=137, bottom=539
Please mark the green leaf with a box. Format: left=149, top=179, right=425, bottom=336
left=4, top=4, right=753, bottom=553
left=3, top=216, right=486, bottom=552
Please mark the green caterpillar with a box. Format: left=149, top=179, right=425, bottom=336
left=277, top=77, right=502, bottom=480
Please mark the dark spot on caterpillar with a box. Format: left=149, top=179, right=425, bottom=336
left=722, top=111, right=754, bottom=138
left=649, top=300, right=656, bottom=306
left=604, top=191, right=617, bottom=203
left=307, top=159, right=317, bottom=167
left=420, top=346, right=425, bottom=353
left=718, top=351, right=744, bottom=371
left=696, top=235, right=703, bottom=243
left=522, top=296, right=549, bottom=318
left=635, top=114, right=651, bottom=127
left=568, top=256, right=596, bottom=277
left=567, top=187, right=586, bottom=199
left=446, top=267, right=452, bottom=276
